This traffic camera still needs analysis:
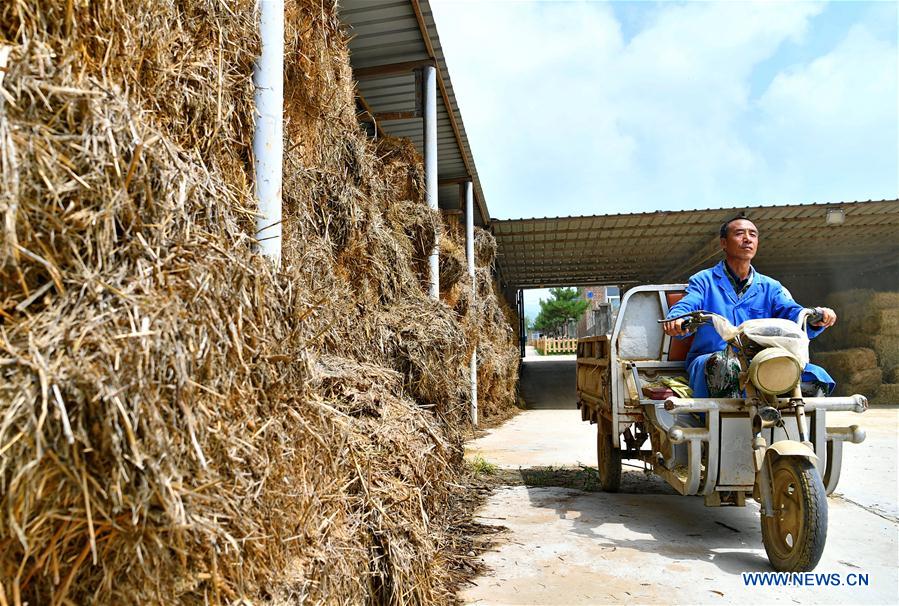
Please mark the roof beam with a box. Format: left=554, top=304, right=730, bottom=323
left=496, top=222, right=899, bottom=247
left=499, top=252, right=891, bottom=278
left=494, top=218, right=721, bottom=237
left=439, top=176, right=473, bottom=185
left=353, top=58, right=435, bottom=79
left=495, top=213, right=899, bottom=236
left=374, top=110, right=419, bottom=121
left=510, top=270, right=642, bottom=281
left=515, top=279, right=639, bottom=288
left=499, top=251, right=705, bottom=266
left=498, top=238, right=891, bottom=262
left=491, top=200, right=899, bottom=229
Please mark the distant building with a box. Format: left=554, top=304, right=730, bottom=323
left=577, top=286, right=620, bottom=337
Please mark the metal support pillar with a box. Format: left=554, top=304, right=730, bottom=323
left=422, top=64, right=439, bottom=299
left=253, top=0, right=284, bottom=266
left=518, top=290, right=526, bottom=358
left=465, top=181, right=477, bottom=426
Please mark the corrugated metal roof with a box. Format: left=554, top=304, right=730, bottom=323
left=341, top=0, right=490, bottom=226
left=493, top=199, right=899, bottom=288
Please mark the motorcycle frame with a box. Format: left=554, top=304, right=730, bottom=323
left=607, top=284, right=867, bottom=508
left=647, top=394, right=866, bottom=504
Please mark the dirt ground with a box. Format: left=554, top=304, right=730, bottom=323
left=460, top=353, right=899, bottom=605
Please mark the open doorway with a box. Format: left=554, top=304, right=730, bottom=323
left=518, top=285, right=620, bottom=409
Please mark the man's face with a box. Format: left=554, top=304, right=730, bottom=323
left=720, top=219, right=759, bottom=261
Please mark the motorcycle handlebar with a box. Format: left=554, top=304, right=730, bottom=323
left=805, top=307, right=824, bottom=325
left=658, top=310, right=713, bottom=333
left=662, top=311, right=707, bottom=322
left=663, top=309, right=824, bottom=331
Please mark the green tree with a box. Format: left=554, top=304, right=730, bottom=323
left=533, top=288, right=590, bottom=336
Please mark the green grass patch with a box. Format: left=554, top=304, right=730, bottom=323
left=513, top=465, right=601, bottom=491
left=467, top=456, right=498, bottom=476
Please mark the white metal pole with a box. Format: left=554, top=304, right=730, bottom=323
left=465, top=182, right=475, bottom=279
left=465, top=181, right=477, bottom=426
left=253, top=0, right=284, bottom=266
left=423, top=65, right=439, bottom=298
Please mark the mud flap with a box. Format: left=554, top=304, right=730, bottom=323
left=766, top=440, right=818, bottom=462
left=758, top=441, right=818, bottom=516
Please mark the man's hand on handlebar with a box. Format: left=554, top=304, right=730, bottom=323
left=810, top=306, right=837, bottom=328
left=660, top=311, right=714, bottom=336
left=662, top=318, right=689, bottom=337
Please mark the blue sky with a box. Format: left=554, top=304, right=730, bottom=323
left=431, top=0, right=899, bottom=320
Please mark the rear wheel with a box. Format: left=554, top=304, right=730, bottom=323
left=597, top=417, right=621, bottom=492
left=761, top=457, right=827, bottom=571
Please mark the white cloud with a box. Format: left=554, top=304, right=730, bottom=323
left=431, top=0, right=898, bottom=217
left=755, top=24, right=899, bottom=202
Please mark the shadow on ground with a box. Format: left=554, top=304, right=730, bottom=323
left=492, top=465, right=678, bottom=495
left=519, top=358, right=577, bottom=410
left=484, top=465, right=772, bottom=575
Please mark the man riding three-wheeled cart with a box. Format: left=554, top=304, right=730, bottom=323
left=575, top=216, right=867, bottom=572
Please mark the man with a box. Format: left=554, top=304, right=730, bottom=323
left=662, top=216, right=837, bottom=398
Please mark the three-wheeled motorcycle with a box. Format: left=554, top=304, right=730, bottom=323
left=576, top=285, right=866, bottom=572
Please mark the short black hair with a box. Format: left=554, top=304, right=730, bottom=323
left=719, top=214, right=756, bottom=238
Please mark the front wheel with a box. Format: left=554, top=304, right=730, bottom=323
left=761, top=457, right=828, bottom=571
left=597, top=418, right=621, bottom=492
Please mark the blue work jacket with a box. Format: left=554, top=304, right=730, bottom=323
left=666, top=261, right=834, bottom=396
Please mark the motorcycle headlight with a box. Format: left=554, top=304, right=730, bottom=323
left=748, top=349, right=802, bottom=395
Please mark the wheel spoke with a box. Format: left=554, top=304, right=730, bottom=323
left=781, top=474, right=803, bottom=541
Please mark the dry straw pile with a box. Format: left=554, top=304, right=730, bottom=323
left=439, top=222, right=519, bottom=423
left=0, top=1, right=518, bottom=603
left=812, top=290, right=899, bottom=404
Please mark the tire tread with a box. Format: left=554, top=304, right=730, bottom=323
left=597, top=419, right=622, bottom=492
left=761, top=457, right=828, bottom=571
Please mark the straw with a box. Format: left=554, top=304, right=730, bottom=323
left=0, top=1, right=519, bottom=603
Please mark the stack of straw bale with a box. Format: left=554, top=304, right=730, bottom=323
left=811, top=290, right=899, bottom=404
left=811, top=349, right=881, bottom=397
left=0, top=1, right=518, bottom=603
left=435, top=220, right=520, bottom=422
left=448, top=226, right=520, bottom=422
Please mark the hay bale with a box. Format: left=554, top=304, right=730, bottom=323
left=872, top=336, right=899, bottom=368
left=823, top=289, right=899, bottom=313
left=474, top=228, right=497, bottom=268
left=388, top=199, right=440, bottom=288
left=872, top=383, right=899, bottom=405
left=844, top=335, right=899, bottom=368
left=812, top=348, right=878, bottom=374
left=439, top=227, right=467, bottom=293
left=0, top=0, right=520, bottom=604
left=869, top=292, right=899, bottom=310
left=817, top=290, right=899, bottom=350
left=886, top=366, right=899, bottom=384
left=0, top=83, right=312, bottom=605
left=472, top=276, right=520, bottom=418
left=438, top=225, right=497, bottom=292
left=376, top=135, right=425, bottom=206
left=833, top=368, right=883, bottom=397
left=862, top=309, right=899, bottom=336
left=825, top=289, right=871, bottom=309
left=379, top=297, right=469, bottom=418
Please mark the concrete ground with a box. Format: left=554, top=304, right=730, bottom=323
left=462, top=354, right=899, bottom=605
